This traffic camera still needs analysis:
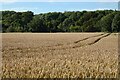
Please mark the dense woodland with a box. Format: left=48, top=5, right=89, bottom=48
left=1, top=10, right=120, bottom=32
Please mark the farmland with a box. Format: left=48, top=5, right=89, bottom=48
left=2, top=33, right=118, bottom=78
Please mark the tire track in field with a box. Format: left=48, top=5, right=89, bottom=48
left=72, top=33, right=111, bottom=48
left=74, top=33, right=105, bottom=43
left=43, top=33, right=111, bottom=51
left=46, top=33, right=105, bottom=48
left=88, top=33, right=111, bottom=45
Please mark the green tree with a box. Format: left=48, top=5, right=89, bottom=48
left=27, top=16, right=47, bottom=32
left=58, top=18, right=74, bottom=32
left=69, top=26, right=81, bottom=32
left=95, top=12, right=116, bottom=32
left=111, top=12, right=120, bottom=32
left=21, top=11, right=33, bottom=31
left=2, top=10, right=120, bottom=32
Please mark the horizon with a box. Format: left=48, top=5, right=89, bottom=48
left=1, top=9, right=118, bottom=15
left=1, top=2, right=118, bottom=14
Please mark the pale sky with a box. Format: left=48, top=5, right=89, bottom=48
left=0, top=0, right=119, bottom=14
left=0, top=0, right=120, bottom=2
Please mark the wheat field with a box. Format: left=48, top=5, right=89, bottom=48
left=2, top=33, right=118, bottom=78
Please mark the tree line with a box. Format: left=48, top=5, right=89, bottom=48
left=1, top=10, right=120, bottom=32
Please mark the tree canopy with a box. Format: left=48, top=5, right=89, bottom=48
left=1, top=10, right=120, bottom=32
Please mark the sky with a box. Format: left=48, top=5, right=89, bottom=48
left=0, top=0, right=119, bottom=14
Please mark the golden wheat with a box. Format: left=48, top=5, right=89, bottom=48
left=2, top=33, right=118, bottom=78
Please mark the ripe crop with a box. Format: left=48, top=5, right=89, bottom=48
left=2, top=33, right=118, bottom=78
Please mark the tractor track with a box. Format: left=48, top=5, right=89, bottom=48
left=88, top=33, right=111, bottom=45
left=46, top=33, right=105, bottom=48
left=72, top=33, right=111, bottom=48
left=74, top=33, right=105, bottom=43
left=43, top=33, right=111, bottom=51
